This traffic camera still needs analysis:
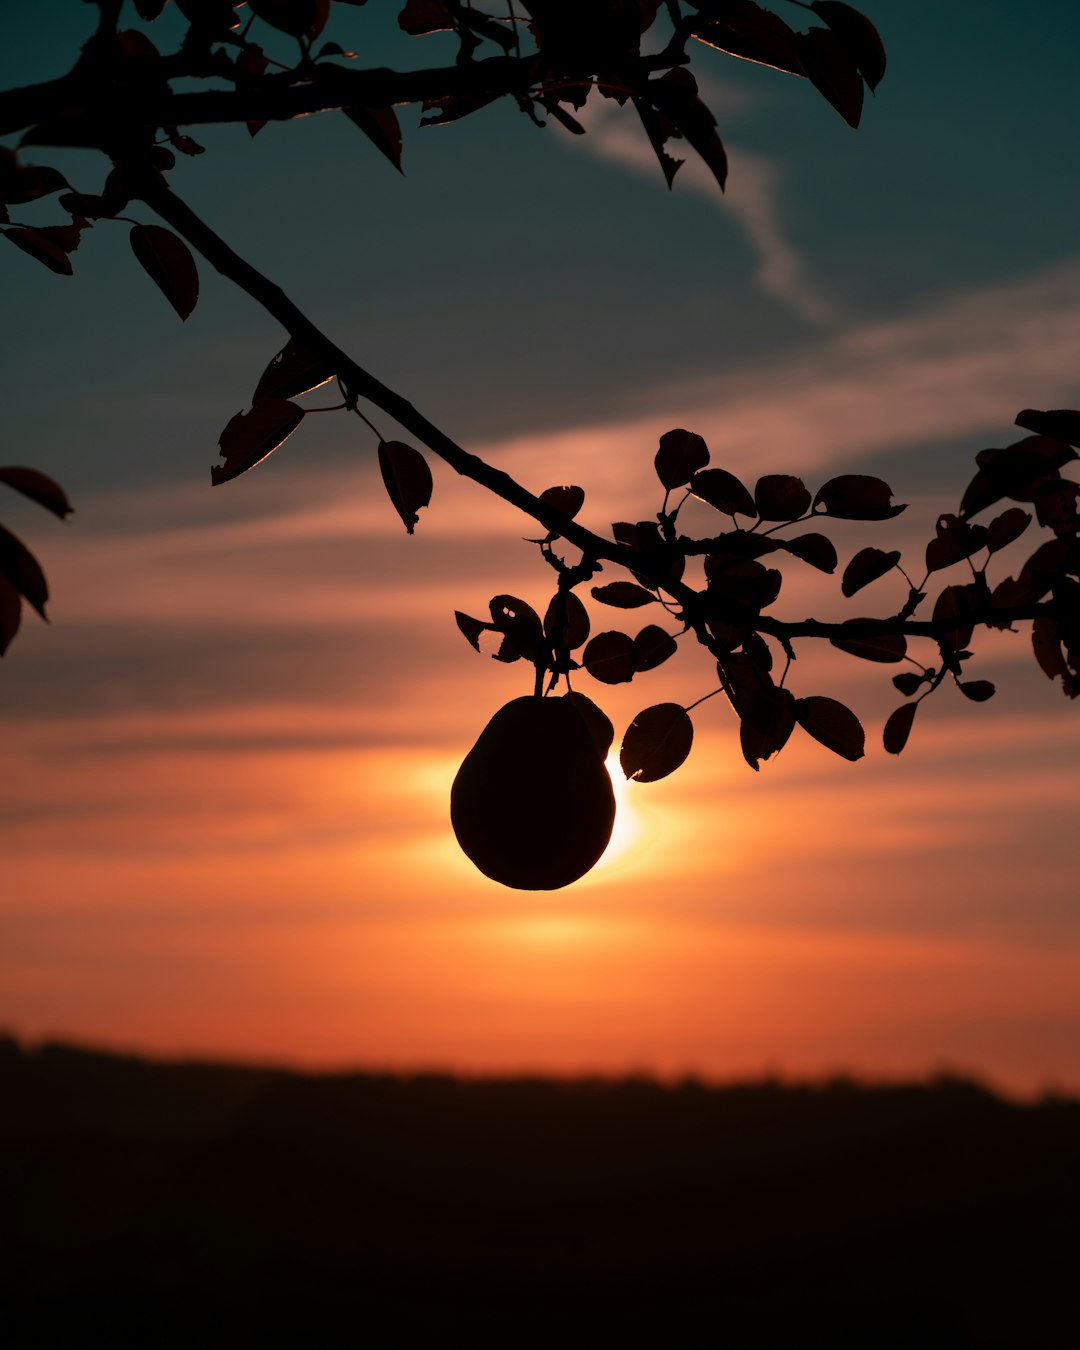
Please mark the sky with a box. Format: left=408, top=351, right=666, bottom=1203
left=2, top=0, right=1080, bottom=1096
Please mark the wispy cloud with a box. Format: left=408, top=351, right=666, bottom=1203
left=486, top=255, right=1080, bottom=498
left=573, top=96, right=837, bottom=326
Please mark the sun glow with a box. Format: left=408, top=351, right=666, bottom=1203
left=592, top=754, right=642, bottom=872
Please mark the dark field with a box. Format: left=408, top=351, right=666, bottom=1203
left=3, top=1037, right=1078, bottom=1347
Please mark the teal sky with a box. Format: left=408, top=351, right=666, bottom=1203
left=4, top=1, right=1080, bottom=489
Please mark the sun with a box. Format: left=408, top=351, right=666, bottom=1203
left=593, top=753, right=643, bottom=871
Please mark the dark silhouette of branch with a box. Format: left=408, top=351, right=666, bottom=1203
left=122, top=165, right=672, bottom=581
left=0, top=57, right=533, bottom=140
left=126, top=168, right=1064, bottom=656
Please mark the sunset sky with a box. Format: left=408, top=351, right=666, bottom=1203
left=3, top=0, right=1080, bottom=1096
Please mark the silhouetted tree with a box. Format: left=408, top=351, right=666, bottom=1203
left=1, top=1, right=1077, bottom=885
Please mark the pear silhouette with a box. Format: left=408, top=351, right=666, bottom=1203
left=451, top=694, right=617, bottom=890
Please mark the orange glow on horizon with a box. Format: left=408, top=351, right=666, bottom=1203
left=4, top=407, right=1080, bottom=1100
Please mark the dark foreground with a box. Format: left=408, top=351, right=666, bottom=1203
left=3, top=1039, right=1079, bottom=1347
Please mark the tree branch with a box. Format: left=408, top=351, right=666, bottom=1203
left=120, top=167, right=1065, bottom=666
left=0, top=59, right=506, bottom=140
left=754, top=605, right=1055, bottom=642
left=124, top=164, right=658, bottom=576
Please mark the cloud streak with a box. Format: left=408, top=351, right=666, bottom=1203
left=574, top=98, right=837, bottom=325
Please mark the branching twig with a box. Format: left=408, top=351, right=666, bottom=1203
left=118, top=171, right=1061, bottom=661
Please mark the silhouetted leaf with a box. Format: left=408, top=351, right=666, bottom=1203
left=830, top=622, right=906, bottom=663
left=842, top=546, right=899, bottom=596
left=525, top=0, right=658, bottom=65
left=0, top=523, right=48, bottom=618
left=344, top=105, right=404, bottom=172
left=892, top=672, right=924, bottom=697
left=250, top=0, right=330, bottom=39
left=130, top=224, right=198, bottom=320
left=564, top=690, right=614, bottom=760
left=961, top=436, right=1077, bottom=516
left=755, top=474, right=810, bottom=521
left=811, top=1, right=886, bottom=90
left=925, top=515, right=988, bottom=572
left=539, top=484, right=585, bottom=520
left=957, top=469, right=997, bottom=519
left=648, top=68, right=728, bottom=191
left=814, top=474, right=904, bottom=520
left=655, top=428, right=709, bottom=490
left=119, top=29, right=162, bottom=60
left=0, top=159, right=68, bottom=204
left=933, top=584, right=975, bottom=652
left=488, top=594, right=541, bottom=632
left=986, top=507, right=1031, bottom=554
left=719, top=649, right=774, bottom=717
left=740, top=685, right=796, bottom=771
left=488, top=594, right=543, bottom=662
left=254, top=338, right=334, bottom=401
left=690, top=467, right=756, bottom=517
left=35, top=221, right=89, bottom=254
left=631, top=94, right=684, bottom=189
left=1019, top=537, right=1076, bottom=592
left=212, top=399, right=304, bottom=485
left=689, top=0, right=804, bottom=76
left=455, top=611, right=490, bottom=652
left=704, top=537, right=778, bottom=577
left=175, top=0, right=241, bottom=32
left=583, top=631, right=636, bottom=684
left=2, top=226, right=72, bottom=275
left=708, top=559, right=782, bottom=611
left=378, top=440, right=432, bottom=534
left=399, top=0, right=455, bottom=35
left=1033, top=479, right=1080, bottom=534
left=989, top=574, right=1034, bottom=624
left=591, top=581, right=655, bottom=609
left=621, top=702, right=694, bottom=783
left=633, top=624, right=677, bottom=672
left=742, top=632, right=774, bottom=673
left=793, top=26, right=863, bottom=127
left=958, top=680, right=995, bottom=702
left=55, top=191, right=94, bottom=218
left=629, top=520, right=685, bottom=589
left=317, top=41, right=357, bottom=59
left=1032, top=617, right=1069, bottom=686
left=0, top=466, right=73, bottom=519
left=780, top=533, right=837, bottom=573
left=883, top=702, right=917, bottom=755
left=0, top=574, right=21, bottom=654
left=135, top=0, right=170, bottom=18
left=795, top=695, right=865, bottom=761
left=544, top=590, right=590, bottom=651
left=1015, top=408, right=1080, bottom=447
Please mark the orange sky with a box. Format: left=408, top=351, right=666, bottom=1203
left=3, top=402, right=1079, bottom=1099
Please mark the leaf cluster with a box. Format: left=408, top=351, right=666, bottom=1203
left=0, top=467, right=73, bottom=657
left=453, top=412, right=1080, bottom=784
left=1, top=0, right=886, bottom=300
